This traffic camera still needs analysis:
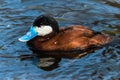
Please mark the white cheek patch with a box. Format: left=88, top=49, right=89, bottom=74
left=35, top=25, right=53, bottom=36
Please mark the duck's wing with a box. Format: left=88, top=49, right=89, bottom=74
left=59, top=25, right=94, bottom=37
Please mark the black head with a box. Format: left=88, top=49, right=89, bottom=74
left=33, top=15, right=59, bottom=33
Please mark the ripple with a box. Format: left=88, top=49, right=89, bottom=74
left=0, top=0, right=120, bottom=79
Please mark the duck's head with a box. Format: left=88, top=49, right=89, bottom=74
left=18, top=15, right=59, bottom=42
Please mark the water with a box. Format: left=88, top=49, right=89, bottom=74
left=0, top=0, right=120, bottom=80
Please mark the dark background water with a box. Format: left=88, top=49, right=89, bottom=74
left=0, top=0, right=120, bottom=80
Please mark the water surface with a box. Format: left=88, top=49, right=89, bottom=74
left=0, top=0, right=120, bottom=80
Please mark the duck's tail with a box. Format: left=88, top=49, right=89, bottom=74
left=89, top=34, right=112, bottom=46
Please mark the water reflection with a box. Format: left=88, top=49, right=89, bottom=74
left=36, top=57, right=61, bottom=71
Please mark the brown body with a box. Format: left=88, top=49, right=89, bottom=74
left=27, top=25, right=111, bottom=52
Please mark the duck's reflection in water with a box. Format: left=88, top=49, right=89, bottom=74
left=19, top=46, right=101, bottom=71
left=35, top=57, right=61, bottom=71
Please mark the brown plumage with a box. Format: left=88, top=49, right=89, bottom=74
left=27, top=25, right=111, bottom=52
left=17, top=15, right=112, bottom=58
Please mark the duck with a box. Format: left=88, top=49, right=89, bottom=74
left=18, top=15, right=112, bottom=56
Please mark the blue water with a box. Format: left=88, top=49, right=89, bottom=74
left=0, top=0, right=120, bottom=80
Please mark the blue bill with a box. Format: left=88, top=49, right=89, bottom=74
left=18, top=26, right=38, bottom=42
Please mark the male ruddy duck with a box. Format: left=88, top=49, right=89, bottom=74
left=19, top=15, right=112, bottom=57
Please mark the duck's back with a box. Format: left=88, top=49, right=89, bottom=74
left=27, top=25, right=111, bottom=51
